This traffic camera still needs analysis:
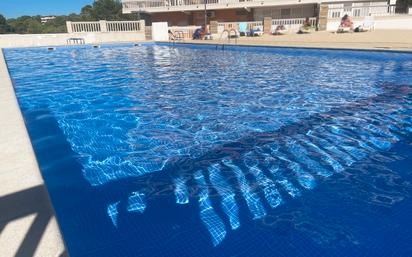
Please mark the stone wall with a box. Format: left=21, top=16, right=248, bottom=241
left=318, top=4, right=329, bottom=31
left=0, top=32, right=146, bottom=48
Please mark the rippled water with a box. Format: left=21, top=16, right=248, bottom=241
left=4, top=43, right=412, bottom=257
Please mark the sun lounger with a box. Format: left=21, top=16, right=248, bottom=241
left=250, top=26, right=264, bottom=37
left=299, top=26, right=315, bottom=34
left=337, top=26, right=352, bottom=33
left=272, top=25, right=288, bottom=35
left=355, top=16, right=375, bottom=32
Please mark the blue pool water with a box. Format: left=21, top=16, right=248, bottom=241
left=4, top=43, right=412, bottom=257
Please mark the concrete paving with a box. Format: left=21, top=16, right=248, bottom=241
left=0, top=51, right=66, bottom=257
left=193, top=30, right=412, bottom=52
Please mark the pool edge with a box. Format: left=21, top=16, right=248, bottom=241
left=158, top=41, right=412, bottom=54
left=0, top=49, right=67, bottom=257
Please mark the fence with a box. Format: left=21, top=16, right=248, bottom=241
left=327, top=4, right=396, bottom=19
left=67, top=20, right=145, bottom=33
left=68, top=21, right=101, bottom=33
left=271, top=17, right=317, bottom=32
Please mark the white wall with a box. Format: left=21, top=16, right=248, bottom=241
left=0, top=32, right=145, bottom=48
left=151, top=22, right=169, bottom=41
left=326, top=15, right=412, bottom=31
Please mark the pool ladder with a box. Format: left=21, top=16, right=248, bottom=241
left=216, top=29, right=238, bottom=50
left=169, top=31, right=185, bottom=45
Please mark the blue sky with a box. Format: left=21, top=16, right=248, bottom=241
left=0, top=0, right=93, bottom=18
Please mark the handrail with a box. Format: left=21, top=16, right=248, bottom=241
left=67, top=38, right=85, bottom=45
left=229, top=29, right=238, bottom=44
left=169, top=30, right=185, bottom=45
left=169, top=32, right=176, bottom=44
left=216, top=29, right=238, bottom=50
left=174, top=30, right=185, bottom=41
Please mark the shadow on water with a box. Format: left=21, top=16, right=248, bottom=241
left=23, top=107, right=213, bottom=257
left=21, top=82, right=412, bottom=257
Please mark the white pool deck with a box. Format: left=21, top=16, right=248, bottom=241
left=203, top=30, right=412, bottom=52
left=0, top=51, right=67, bottom=256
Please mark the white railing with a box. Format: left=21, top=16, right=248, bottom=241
left=217, top=21, right=263, bottom=33
left=271, top=17, right=317, bottom=31
left=67, top=20, right=145, bottom=33
left=106, top=21, right=143, bottom=32
left=69, top=21, right=101, bottom=33
left=123, top=0, right=280, bottom=12
left=327, top=5, right=396, bottom=19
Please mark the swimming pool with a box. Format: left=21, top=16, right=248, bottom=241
left=4, top=43, right=412, bottom=257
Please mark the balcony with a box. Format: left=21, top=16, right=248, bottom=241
left=122, top=0, right=318, bottom=13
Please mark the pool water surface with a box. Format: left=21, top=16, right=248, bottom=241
left=4, top=43, right=412, bottom=257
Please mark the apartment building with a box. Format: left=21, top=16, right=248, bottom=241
left=122, top=0, right=397, bottom=28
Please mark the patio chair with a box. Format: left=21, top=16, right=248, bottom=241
left=239, top=22, right=248, bottom=36
left=250, top=26, right=264, bottom=37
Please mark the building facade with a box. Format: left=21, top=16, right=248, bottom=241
left=41, top=16, right=57, bottom=24
left=121, top=0, right=397, bottom=28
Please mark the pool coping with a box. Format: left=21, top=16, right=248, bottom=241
left=0, top=49, right=67, bottom=256
left=4, top=40, right=412, bottom=54
left=159, top=41, right=412, bottom=54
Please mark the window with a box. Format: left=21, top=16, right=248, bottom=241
left=281, top=8, right=291, bottom=18
left=343, top=2, right=352, bottom=12
left=331, top=11, right=341, bottom=18
left=236, top=9, right=249, bottom=16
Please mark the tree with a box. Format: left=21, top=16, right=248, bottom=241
left=7, top=16, right=32, bottom=34
left=0, top=14, right=11, bottom=34
left=0, top=14, right=6, bottom=25
left=81, top=5, right=95, bottom=20
left=26, top=19, right=42, bottom=34
left=42, top=16, right=70, bottom=33
left=0, top=0, right=143, bottom=34
left=92, top=0, right=123, bottom=20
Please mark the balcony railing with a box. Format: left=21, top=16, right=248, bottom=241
left=122, top=0, right=291, bottom=12
left=67, top=20, right=145, bottom=33
left=327, top=5, right=396, bottom=19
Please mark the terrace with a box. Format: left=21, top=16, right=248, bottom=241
left=121, top=0, right=319, bottom=13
